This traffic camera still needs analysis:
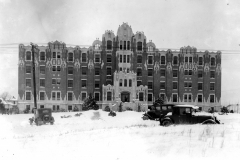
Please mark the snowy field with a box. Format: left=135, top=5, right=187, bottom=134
left=0, top=111, right=240, bottom=160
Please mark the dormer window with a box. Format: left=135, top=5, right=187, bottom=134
left=148, top=46, right=153, bottom=51
left=95, top=44, right=100, bottom=50
left=68, top=52, right=73, bottom=62
left=82, top=53, right=87, bottom=63
left=211, top=57, right=215, bottom=66
left=26, top=51, right=31, bottom=61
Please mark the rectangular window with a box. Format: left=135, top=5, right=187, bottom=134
left=95, top=54, right=100, bottom=63
left=82, top=67, right=87, bottom=75
left=56, top=78, right=61, bottom=85
left=148, top=56, right=153, bottom=64
left=40, top=92, right=45, bottom=100
left=68, top=67, right=73, bottom=74
left=40, top=66, right=45, bottom=74
left=82, top=92, right=87, bottom=101
left=26, top=51, right=31, bottom=61
left=184, top=94, right=188, bottom=102
left=124, top=41, right=126, bottom=50
left=210, top=71, right=215, bottom=78
left=124, top=79, right=127, bottom=87
left=198, top=83, right=203, bottom=90
left=82, top=53, right=87, bottom=62
left=137, top=80, right=142, bottom=87
left=148, top=68, right=153, bottom=76
left=160, top=82, right=165, bottom=90
left=139, top=92, right=144, bottom=101
left=210, top=83, right=215, bottom=91
left=120, top=55, right=122, bottom=63
left=68, top=53, right=73, bottom=62
left=52, top=92, right=56, bottom=100
left=94, top=92, right=100, bottom=101
left=68, top=79, right=73, bottom=88
left=82, top=80, right=87, bottom=88
left=95, top=80, right=100, bottom=88
left=198, top=95, right=203, bottom=103
left=127, top=41, right=130, bottom=50
left=173, top=82, right=178, bottom=90
left=40, top=52, right=45, bottom=61
left=95, top=67, right=100, bottom=75
left=107, top=92, right=111, bottom=101
left=40, top=79, right=45, bottom=87
left=123, top=55, right=126, bottom=63
left=160, top=69, right=165, bottom=77
left=199, top=57, right=203, bottom=65
left=26, top=91, right=31, bottom=100
left=173, top=94, right=178, bottom=102
left=198, top=70, right=203, bottom=78
left=26, top=65, right=31, bottom=74
left=189, top=57, right=192, bottom=63
left=185, top=57, right=188, bottom=63
left=57, top=92, right=61, bottom=100
left=127, top=55, right=130, bottom=63
left=184, top=70, right=188, bottom=75
left=57, top=66, right=61, bottom=72
left=189, top=94, right=192, bottom=102
left=57, top=52, right=61, bottom=59
left=26, top=79, right=31, bottom=87
left=107, top=67, right=111, bottom=75
left=52, top=66, right=56, bottom=72
left=161, top=56, right=165, bottom=65
left=148, top=94, right=153, bottom=102
left=173, top=70, right=178, bottom=78
left=107, top=54, right=112, bottom=63
left=137, top=68, right=142, bottom=76
left=148, top=81, right=153, bottom=90
left=52, top=52, right=56, bottom=58
left=137, top=55, right=142, bottom=63
left=160, top=94, right=165, bottom=101
left=188, top=82, right=192, bottom=88
left=40, top=105, right=44, bottom=109
left=210, top=95, right=215, bottom=103
left=184, top=82, right=188, bottom=88
left=189, top=70, right=192, bottom=76
left=68, top=92, right=73, bottom=101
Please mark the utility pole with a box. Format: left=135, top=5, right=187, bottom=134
left=30, top=43, right=37, bottom=109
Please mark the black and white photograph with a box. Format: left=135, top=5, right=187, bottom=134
left=0, top=0, right=240, bottom=159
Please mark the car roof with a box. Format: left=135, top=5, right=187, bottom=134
left=174, top=105, right=199, bottom=109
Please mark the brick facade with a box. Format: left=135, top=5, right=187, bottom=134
left=18, top=23, right=221, bottom=112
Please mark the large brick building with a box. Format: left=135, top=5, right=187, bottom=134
left=18, top=22, right=221, bottom=112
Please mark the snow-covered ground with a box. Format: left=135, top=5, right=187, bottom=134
left=0, top=111, right=240, bottom=160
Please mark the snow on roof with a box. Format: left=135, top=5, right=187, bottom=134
left=174, top=104, right=199, bottom=109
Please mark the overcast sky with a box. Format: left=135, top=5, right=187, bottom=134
left=0, top=0, right=240, bottom=105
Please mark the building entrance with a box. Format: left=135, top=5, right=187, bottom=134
left=121, top=92, right=130, bottom=102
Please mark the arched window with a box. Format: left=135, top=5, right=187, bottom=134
left=68, top=52, right=73, bottom=62
left=119, top=79, right=122, bottom=87
left=211, top=57, right=215, bottom=66
left=120, top=41, right=122, bottom=50
left=129, top=79, right=132, bottom=87
left=137, top=42, right=142, bottom=51
left=173, top=56, right=178, bottom=65
left=127, top=41, right=130, bottom=50
left=82, top=53, right=87, bottom=62
left=124, top=79, right=127, bottom=87
left=148, top=46, right=153, bottom=51
left=107, top=40, right=112, bottom=50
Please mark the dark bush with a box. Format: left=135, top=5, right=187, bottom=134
left=104, top=106, right=110, bottom=112
left=126, top=107, right=133, bottom=111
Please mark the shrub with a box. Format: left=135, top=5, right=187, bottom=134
left=73, top=106, right=79, bottom=112
left=104, top=106, right=110, bottom=112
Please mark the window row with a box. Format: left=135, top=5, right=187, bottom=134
left=119, top=79, right=132, bottom=87
left=119, top=54, right=130, bottom=63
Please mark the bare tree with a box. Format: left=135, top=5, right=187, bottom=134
left=0, top=92, right=11, bottom=101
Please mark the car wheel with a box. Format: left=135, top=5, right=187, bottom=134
left=142, top=116, right=149, bottom=120
left=162, top=120, right=172, bottom=127
left=202, top=120, right=216, bottom=125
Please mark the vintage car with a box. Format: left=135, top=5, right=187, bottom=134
left=29, top=108, right=54, bottom=126
left=142, top=104, right=174, bottom=120
left=160, top=105, right=221, bottom=126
